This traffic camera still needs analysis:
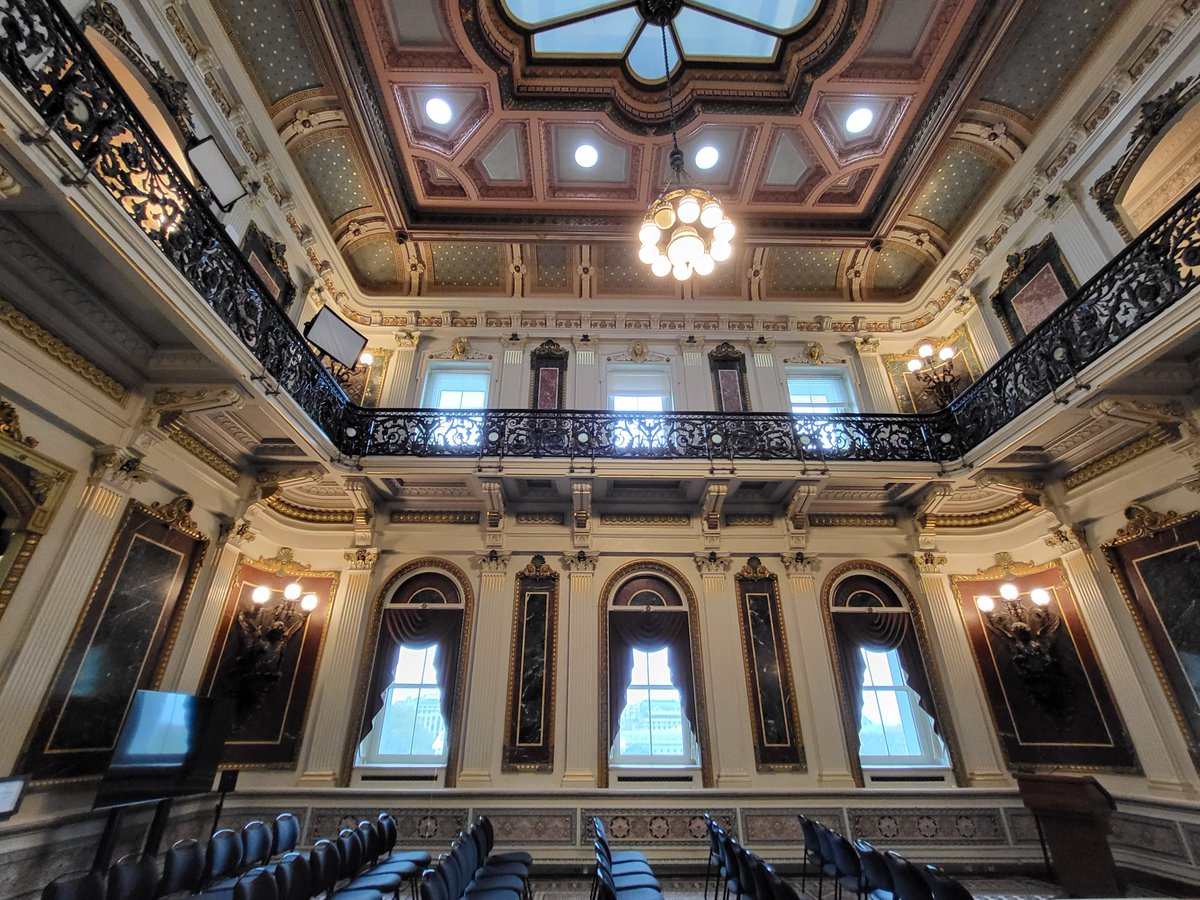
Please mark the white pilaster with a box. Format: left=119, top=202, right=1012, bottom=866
left=457, top=552, right=512, bottom=785
left=780, top=554, right=855, bottom=786
left=560, top=553, right=599, bottom=786
left=852, top=337, right=896, bottom=413
left=694, top=554, right=753, bottom=785
left=1048, top=527, right=1194, bottom=791
left=299, top=548, right=380, bottom=785
left=908, top=553, right=1010, bottom=785
left=172, top=535, right=247, bottom=692
left=958, top=293, right=1003, bottom=368
left=383, top=331, right=421, bottom=407
left=0, top=468, right=129, bottom=772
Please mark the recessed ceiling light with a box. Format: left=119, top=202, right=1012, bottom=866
left=425, top=97, right=453, bottom=125
left=574, top=144, right=599, bottom=168
left=694, top=145, right=719, bottom=170
left=845, top=107, right=874, bottom=134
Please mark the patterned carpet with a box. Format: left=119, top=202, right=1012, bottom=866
left=531, top=876, right=1069, bottom=900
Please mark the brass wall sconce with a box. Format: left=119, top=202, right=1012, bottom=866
left=976, top=581, right=1068, bottom=719
left=232, top=581, right=319, bottom=705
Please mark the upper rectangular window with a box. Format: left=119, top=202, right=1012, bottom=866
left=857, top=648, right=946, bottom=768
left=786, top=370, right=856, bottom=414
left=422, top=366, right=490, bottom=409
left=607, top=367, right=673, bottom=410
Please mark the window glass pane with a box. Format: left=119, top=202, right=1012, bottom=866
left=627, top=22, right=679, bottom=82
left=672, top=8, right=779, bottom=59
left=855, top=646, right=946, bottom=767
left=690, top=0, right=819, bottom=31
left=423, top=368, right=490, bottom=408
left=614, top=647, right=695, bottom=763
left=858, top=689, right=889, bottom=757
left=532, top=7, right=641, bottom=55
left=503, top=0, right=625, bottom=27
left=361, top=643, right=448, bottom=765
left=787, top=372, right=854, bottom=413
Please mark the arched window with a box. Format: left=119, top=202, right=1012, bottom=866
left=354, top=563, right=471, bottom=782
left=824, top=564, right=956, bottom=783
left=601, top=565, right=712, bottom=786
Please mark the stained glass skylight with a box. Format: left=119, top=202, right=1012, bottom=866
left=501, top=0, right=821, bottom=83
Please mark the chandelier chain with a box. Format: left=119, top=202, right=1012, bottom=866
left=660, top=23, right=681, bottom=162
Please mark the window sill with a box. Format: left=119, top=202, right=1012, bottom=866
left=608, top=764, right=701, bottom=787
left=861, top=765, right=952, bottom=787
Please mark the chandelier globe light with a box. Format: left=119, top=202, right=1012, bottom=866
left=638, top=17, right=734, bottom=281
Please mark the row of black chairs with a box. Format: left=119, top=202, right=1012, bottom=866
left=798, top=814, right=972, bottom=900
left=43, top=811, right=431, bottom=900
left=704, top=814, right=802, bottom=900
left=418, top=817, right=534, bottom=900
left=591, top=816, right=660, bottom=900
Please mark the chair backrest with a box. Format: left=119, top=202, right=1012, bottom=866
left=358, top=820, right=381, bottom=865
left=242, top=821, right=273, bottom=870
left=420, top=867, right=448, bottom=900
left=272, top=813, right=300, bottom=859
left=885, top=851, right=933, bottom=900
left=157, top=839, right=204, bottom=897
left=797, top=816, right=823, bottom=861
left=43, top=869, right=106, bottom=900
left=814, top=824, right=836, bottom=865
left=830, top=832, right=861, bottom=880
left=594, top=865, right=620, bottom=900
left=205, top=829, right=245, bottom=883
left=234, top=868, right=278, bottom=900
left=378, top=812, right=400, bottom=855
left=107, top=853, right=159, bottom=900
left=440, top=848, right=466, bottom=900
left=273, top=853, right=312, bottom=900
left=855, top=839, right=892, bottom=894
left=308, top=842, right=339, bottom=894
left=924, top=865, right=974, bottom=900
left=748, top=851, right=774, bottom=900
left=593, top=816, right=608, bottom=843
left=336, top=828, right=364, bottom=878
left=705, top=814, right=722, bottom=861
left=767, top=868, right=803, bottom=900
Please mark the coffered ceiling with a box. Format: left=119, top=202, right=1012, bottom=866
left=205, top=0, right=1127, bottom=304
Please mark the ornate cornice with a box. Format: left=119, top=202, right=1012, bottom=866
left=265, top=495, right=355, bottom=524
left=390, top=510, right=481, bottom=525
left=1064, top=428, right=1176, bottom=489
left=0, top=298, right=126, bottom=402
left=161, top=417, right=240, bottom=483
left=599, top=514, right=690, bottom=527
left=809, top=513, right=896, bottom=528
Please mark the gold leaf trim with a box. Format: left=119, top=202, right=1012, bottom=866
left=809, top=513, right=896, bottom=527
left=1065, top=428, right=1174, bottom=489
left=162, top=419, right=239, bottom=483
left=599, top=514, right=690, bottom=526
left=389, top=510, right=481, bottom=524
left=265, top=495, right=355, bottom=523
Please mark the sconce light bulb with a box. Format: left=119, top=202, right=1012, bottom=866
left=1030, top=588, right=1051, bottom=606
left=938, top=346, right=954, bottom=361
left=999, top=582, right=1019, bottom=601
left=907, top=358, right=922, bottom=372
left=251, top=585, right=271, bottom=605
left=918, top=343, right=934, bottom=359
left=975, top=595, right=995, bottom=613
left=300, top=593, right=319, bottom=612
left=283, top=582, right=302, bottom=601
left=359, top=351, right=374, bottom=366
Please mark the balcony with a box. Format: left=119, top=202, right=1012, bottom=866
left=1, top=0, right=1198, bottom=465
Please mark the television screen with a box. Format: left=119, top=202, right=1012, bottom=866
left=93, top=691, right=233, bottom=810
left=304, top=306, right=367, bottom=369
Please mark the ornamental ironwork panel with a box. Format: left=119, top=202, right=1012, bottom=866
left=0, top=0, right=1198, bottom=462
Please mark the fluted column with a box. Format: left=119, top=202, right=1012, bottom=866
left=171, top=526, right=252, bottom=692
left=383, top=331, right=421, bottom=407
left=560, top=552, right=599, bottom=786
left=299, top=548, right=380, bottom=785
left=779, top=554, right=855, bottom=786
left=694, top=554, right=752, bottom=784
left=457, top=552, right=512, bottom=785
left=0, top=452, right=136, bottom=772
left=852, top=337, right=896, bottom=413
left=907, top=552, right=1009, bottom=785
left=1047, top=527, right=1192, bottom=790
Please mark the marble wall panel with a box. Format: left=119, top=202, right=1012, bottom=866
left=473, top=808, right=576, bottom=844
left=742, top=808, right=845, bottom=843
left=848, top=808, right=1008, bottom=844
left=584, top=809, right=736, bottom=845
left=1110, top=811, right=1190, bottom=861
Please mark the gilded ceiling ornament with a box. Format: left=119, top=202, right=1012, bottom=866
left=0, top=396, right=37, bottom=447
left=736, top=555, right=772, bottom=579
left=521, top=554, right=555, bottom=578
left=147, top=494, right=202, bottom=536
left=1114, top=503, right=1187, bottom=541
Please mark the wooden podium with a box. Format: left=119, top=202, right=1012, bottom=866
left=1015, top=773, right=1121, bottom=898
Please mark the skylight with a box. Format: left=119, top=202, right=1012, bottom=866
left=501, top=0, right=822, bottom=84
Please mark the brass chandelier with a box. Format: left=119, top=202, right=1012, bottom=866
left=638, top=12, right=734, bottom=280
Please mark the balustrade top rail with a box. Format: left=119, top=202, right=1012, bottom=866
left=1, top=0, right=1198, bottom=463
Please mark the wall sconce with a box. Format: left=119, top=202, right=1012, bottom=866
left=906, top=341, right=959, bottom=407
left=233, top=581, right=318, bottom=703
left=976, top=581, right=1067, bottom=718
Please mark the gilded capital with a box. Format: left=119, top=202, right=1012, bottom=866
left=780, top=553, right=820, bottom=575
left=344, top=547, right=379, bottom=570
left=908, top=551, right=947, bottom=574
left=472, top=549, right=510, bottom=573
left=562, top=551, right=599, bottom=573
left=853, top=335, right=880, bottom=354
left=1044, top=525, right=1086, bottom=554
left=693, top=552, right=732, bottom=574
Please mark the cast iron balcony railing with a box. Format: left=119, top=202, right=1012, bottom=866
left=1, top=0, right=1199, bottom=463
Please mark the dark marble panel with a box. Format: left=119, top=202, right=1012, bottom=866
left=746, top=594, right=789, bottom=746
left=1110, top=811, right=1188, bottom=860
left=49, top=537, right=184, bottom=751
left=516, top=592, right=549, bottom=746
left=849, top=808, right=1007, bottom=844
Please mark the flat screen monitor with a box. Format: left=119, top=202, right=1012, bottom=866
left=304, top=306, right=367, bottom=369
left=92, top=691, right=233, bottom=810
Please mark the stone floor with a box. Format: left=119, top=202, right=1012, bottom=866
left=533, top=875, right=1174, bottom=899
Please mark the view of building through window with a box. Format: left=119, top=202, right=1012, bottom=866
left=614, top=647, right=696, bottom=763
left=361, top=644, right=447, bottom=764
left=858, top=647, right=946, bottom=767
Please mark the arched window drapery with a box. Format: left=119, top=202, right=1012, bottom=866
left=599, top=565, right=713, bottom=787
left=350, top=562, right=472, bottom=785
left=823, top=564, right=964, bottom=786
